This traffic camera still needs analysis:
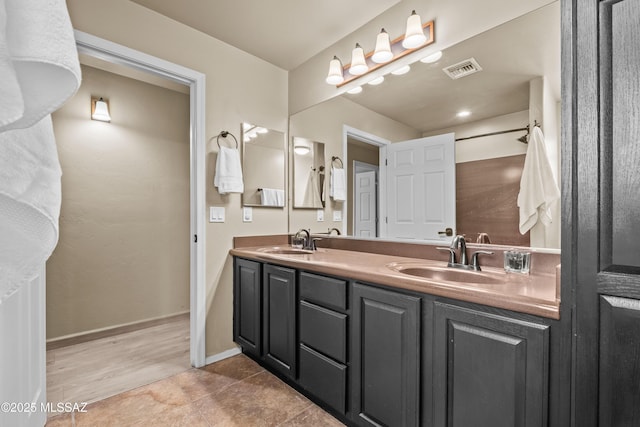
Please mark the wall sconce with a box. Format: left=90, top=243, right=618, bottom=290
left=91, top=97, right=111, bottom=122
left=325, top=12, right=435, bottom=89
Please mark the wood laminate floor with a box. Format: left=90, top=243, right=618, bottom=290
left=47, top=314, right=191, bottom=408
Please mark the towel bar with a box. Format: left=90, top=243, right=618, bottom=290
left=213, top=131, right=238, bottom=149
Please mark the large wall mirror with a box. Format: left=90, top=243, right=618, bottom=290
left=242, top=122, right=286, bottom=207
left=292, top=137, right=325, bottom=208
left=288, top=2, right=561, bottom=249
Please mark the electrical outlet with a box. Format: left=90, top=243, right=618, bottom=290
left=333, top=210, right=342, bottom=222
left=209, top=206, right=225, bottom=223
left=243, top=207, right=253, bottom=222
left=317, top=209, right=324, bottom=222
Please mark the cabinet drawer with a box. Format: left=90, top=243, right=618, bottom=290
left=299, top=344, right=347, bottom=414
left=300, top=301, right=347, bottom=363
left=299, top=271, right=347, bottom=310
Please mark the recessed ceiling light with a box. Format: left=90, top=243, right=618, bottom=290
left=347, top=86, right=363, bottom=94
left=368, top=76, right=385, bottom=86
left=457, top=110, right=471, bottom=117
left=391, top=65, right=411, bottom=76
left=420, top=50, right=443, bottom=64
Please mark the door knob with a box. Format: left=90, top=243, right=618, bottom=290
left=438, top=227, right=453, bottom=237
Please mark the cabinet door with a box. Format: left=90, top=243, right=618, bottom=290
left=433, top=302, right=549, bottom=427
left=351, top=283, right=421, bottom=427
left=263, top=264, right=297, bottom=379
left=233, top=258, right=262, bottom=359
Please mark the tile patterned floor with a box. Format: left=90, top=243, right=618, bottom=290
left=46, top=354, right=345, bottom=427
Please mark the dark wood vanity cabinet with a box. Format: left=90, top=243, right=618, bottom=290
left=262, top=264, right=297, bottom=380
left=233, top=258, right=262, bottom=359
left=233, top=257, right=556, bottom=426
left=298, top=271, right=349, bottom=415
left=351, top=283, right=421, bottom=427
left=233, top=259, right=297, bottom=380
left=432, top=302, right=550, bottom=427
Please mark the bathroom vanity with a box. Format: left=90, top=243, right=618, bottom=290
left=231, top=236, right=564, bottom=427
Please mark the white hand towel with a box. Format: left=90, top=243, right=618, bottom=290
left=517, top=126, right=560, bottom=234
left=331, top=167, right=346, bottom=201
left=0, top=116, right=62, bottom=302
left=0, top=1, right=24, bottom=128
left=0, top=0, right=81, bottom=132
left=214, top=146, right=244, bottom=194
left=261, top=188, right=285, bottom=207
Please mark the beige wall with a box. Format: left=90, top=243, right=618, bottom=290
left=289, top=95, right=420, bottom=234
left=66, top=0, right=289, bottom=357
left=48, top=64, right=190, bottom=339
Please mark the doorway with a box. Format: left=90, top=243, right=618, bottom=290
left=342, top=126, right=389, bottom=237
left=72, top=31, right=206, bottom=368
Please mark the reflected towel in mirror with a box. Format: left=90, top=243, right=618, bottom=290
left=303, top=170, right=323, bottom=207
left=330, top=166, right=346, bottom=201
left=261, top=188, right=285, bottom=207
left=517, top=126, right=560, bottom=234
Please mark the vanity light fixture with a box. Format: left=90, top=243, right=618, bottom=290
left=402, top=10, right=427, bottom=49
left=372, top=28, right=393, bottom=63
left=349, top=43, right=368, bottom=75
left=420, top=50, right=443, bottom=64
left=91, top=97, right=111, bottom=122
left=325, top=14, right=434, bottom=89
left=326, top=56, right=345, bottom=85
left=347, top=86, right=363, bottom=94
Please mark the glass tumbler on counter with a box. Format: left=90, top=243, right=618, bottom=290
left=504, top=250, right=531, bottom=274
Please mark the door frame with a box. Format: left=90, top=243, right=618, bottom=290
left=74, top=31, right=207, bottom=368
left=342, top=125, right=389, bottom=237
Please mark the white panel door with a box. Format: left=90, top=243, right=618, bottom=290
left=0, top=270, right=47, bottom=427
left=384, top=133, right=456, bottom=241
left=355, top=170, right=377, bottom=237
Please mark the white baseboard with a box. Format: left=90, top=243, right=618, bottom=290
left=204, top=346, right=242, bottom=365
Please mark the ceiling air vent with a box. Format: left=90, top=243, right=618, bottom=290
left=442, top=58, right=483, bottom=79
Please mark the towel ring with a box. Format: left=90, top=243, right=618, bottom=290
left=214, top=131, right=238, bottom=149
left=332, top=156, right=344, bottom=168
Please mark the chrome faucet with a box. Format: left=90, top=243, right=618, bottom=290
left=437, top=235, right=494, bottom=271
left=328, top=227, right=341, bottom=236
left=294, top=228, right=319, bottom=250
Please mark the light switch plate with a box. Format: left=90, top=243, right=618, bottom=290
left=317, top=209, right=324, bottom=222
left=209, top=206, right=225, bottom=223
left=333, top=210, right=342, bottom=222
left=243, top=207, right=253, bottom=222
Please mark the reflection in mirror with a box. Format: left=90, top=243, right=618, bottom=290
left=292, top=137, right=325, bottom=208
left=242, top=123, right=286, bottom=207
left=288, top=2, right=561, bottom=249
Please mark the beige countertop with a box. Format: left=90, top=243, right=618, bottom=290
left=230, top=244, right=560, bottom=320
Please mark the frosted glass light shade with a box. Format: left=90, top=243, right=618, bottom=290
left=402, top=10, right=427, bottom=49
left=326, top=56, right=344, bottom=85
left=368, top=76, right=385, bottom=86
left=347, top=86, right=363, bottom=94
left=91, top=97, right=111, bottom=122
left=349, top=43, right=368, bottom=75
left=372, top=29, right=393, bottom=63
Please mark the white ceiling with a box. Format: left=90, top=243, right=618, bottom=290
left=130, top=0, right=401, bottom=70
